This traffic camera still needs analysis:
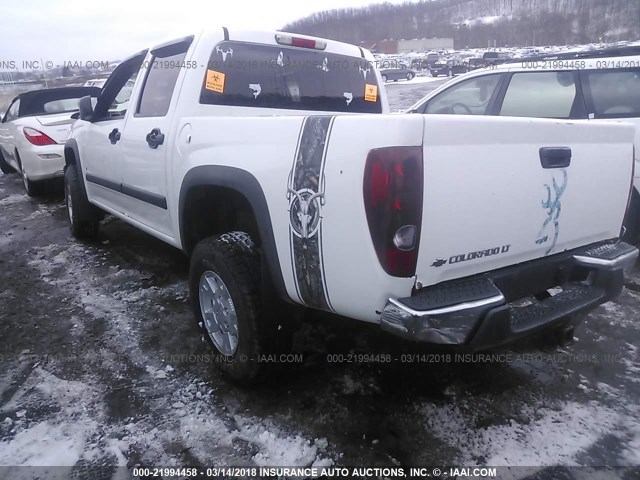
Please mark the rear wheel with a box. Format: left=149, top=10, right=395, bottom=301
left=190, top=232, right=293, bottom=385
left=0, top=151, right=16, bottom=174
left=65, top=164, right=101, bottom=238
left=406, top=72, right=414, bottom=81
left=17, top=153, right=44, bottom=197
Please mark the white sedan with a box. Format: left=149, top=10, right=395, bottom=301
left=0, top=86, right=100, bottom=196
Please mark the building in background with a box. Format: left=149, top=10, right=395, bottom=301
left=360, top=39, right=399, bottom=54
left=398, top=38, right=454, bottom=53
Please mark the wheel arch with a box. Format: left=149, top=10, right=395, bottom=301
left=622, top=185, right=640, bottom=242
left=63, top=139, right=80, bottom=168
left=179, top=165, right=288, bottom=301
left=63, top=139, right=90, bottom=199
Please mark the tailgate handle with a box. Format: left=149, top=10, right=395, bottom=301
left=540, top=147, right=571, bottom=169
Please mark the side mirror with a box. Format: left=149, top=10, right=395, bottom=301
left=78, top=95, right=93, bottom=121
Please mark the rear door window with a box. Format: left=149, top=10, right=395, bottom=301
left=423, top=74, right=502, bottom=115
left=498, top=72, right=582, bottom=119
left=199, top=41, right=382, bottom=113
left=580, top=68, right=640, bottom=118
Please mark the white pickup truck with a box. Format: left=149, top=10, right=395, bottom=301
left=65, top=29, right=638, bottom=383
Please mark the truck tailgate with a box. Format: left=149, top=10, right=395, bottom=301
left=416, top=115, right=635, bottom=287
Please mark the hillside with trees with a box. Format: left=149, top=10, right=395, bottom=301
left=283, top=0, right=640, bottom=48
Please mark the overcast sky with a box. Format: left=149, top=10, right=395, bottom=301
left=0, top=0, right=410, bottom=67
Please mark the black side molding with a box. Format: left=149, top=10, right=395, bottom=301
left=86, top=173, right=120, bottom=192
left=122, top=184, right=168, bottom=209
left=85, top=173, right=167, bottom=210
left=540, top=147, right=571, bottom=169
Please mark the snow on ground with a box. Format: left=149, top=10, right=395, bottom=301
left=7, top=241, right=333, bottom=468
left=0, top=193, right=26, bottom=207
left=463, top=15, right=506, bottom=26
left=0, top=368, right=101, bottom=467
left=2, top=80, right=640, bottom=474
left=420, top=399, right=639, bottom=468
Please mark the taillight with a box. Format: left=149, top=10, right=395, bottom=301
left=363, top=146, right=423, bottom=277
left=23, top=127, right=57, bottom=146
left=275, top=34, right=327, bottom=50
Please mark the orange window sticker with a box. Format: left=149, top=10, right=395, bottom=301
left=205, top=70, right=226, bottom=93
left=364, top=84, right=378, bottom=102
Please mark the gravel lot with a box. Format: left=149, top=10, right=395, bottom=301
left=0, top=77, right=639, bottom=479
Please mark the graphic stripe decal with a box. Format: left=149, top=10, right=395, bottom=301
left=286, top=116, right=334, bottom=311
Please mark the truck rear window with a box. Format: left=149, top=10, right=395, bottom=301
left=199, top=41, right=382, bottom=113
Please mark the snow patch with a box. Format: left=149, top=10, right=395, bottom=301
left=421, top=399, right=637, bottom=467
left=0, top=194, right=26, bottom=206
left=0, top=368, right=101, bottom=467
left=0, top=421, right=90, bottom=466
left=237, top=420, right=331, bottom=467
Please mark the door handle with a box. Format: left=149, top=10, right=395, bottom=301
left=108, top=128, right=121, bottom=145
left=146, top=128, right=165, bottom=149
left=540, top=147, right=571, bottom=169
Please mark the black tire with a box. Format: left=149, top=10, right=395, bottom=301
left=622, top=189, right=640, bottom=244
left=0, top=151, right=16, bottom=174
left=406, top=73, right=414, bottom=81
left=65, top=164, right=101, bottom=238
left=17, top=153, right=44, bottom=197
left=190, top=232, right=292, bottom=385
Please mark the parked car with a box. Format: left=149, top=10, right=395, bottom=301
left=406, top=46, right=640, bottom=240
left=64, top=29, right=636, bottom=385
left=467, top=57, right=488, bottom=70
left=379, top=67, right=416, bottom=82
left=0, top=87, right=100, bottom=195
left=425, top=51, right=440, bottom=66
left=430, top=59, right=469, bottom=77
left=482, top=51, right=512, bottom=65
left=411, top=52, right=440, bottom=71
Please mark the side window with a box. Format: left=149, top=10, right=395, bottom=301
left=424, top=74, right=501, bottom=115
left=580, top=69, right=640, bottom=118
left=3, top=99, right=20, bottom=122
left=499, top=72, right=579, bottom=119
left=137, top=51, right=187, bottom=117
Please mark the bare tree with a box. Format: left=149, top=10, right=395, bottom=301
left=282, top=0, right=640, bottom=48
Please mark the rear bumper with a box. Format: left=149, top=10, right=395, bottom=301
left=19, top=145, right=65, bottom=181
left=380, top=241, right=638, bottom=350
